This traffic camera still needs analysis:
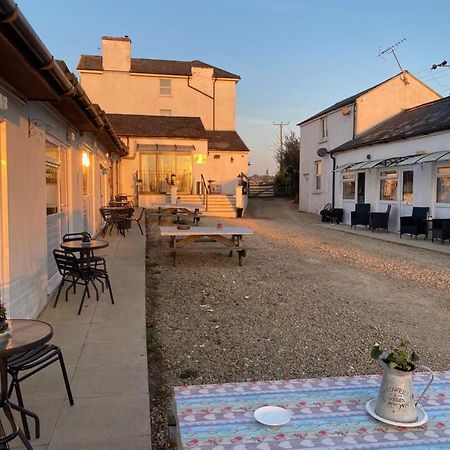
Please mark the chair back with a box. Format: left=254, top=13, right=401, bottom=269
left=385, top=205, right=392, bottom=216
left=100, top=207, right=112, bottom=221
left=53, top=249, right=80, bottom=275
left=63, top=232, right=92, bottom=242
left=412, top=207, right=429, bottom=219
left=133, top=207, right=145, bottom=220
left=355, top=203, right=370, bottom=214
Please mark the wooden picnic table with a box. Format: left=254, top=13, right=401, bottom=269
left=160, top=226, right=253, bottom=266
left=152, top=204, right=205, bottom=224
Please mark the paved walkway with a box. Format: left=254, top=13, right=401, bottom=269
left=11, top=226, right=150, bottom=449
left=320, top=222, right=450, bottom=254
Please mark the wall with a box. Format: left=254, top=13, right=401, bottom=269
left=356, top=75, right=440, bottom=135
left=299, top=105, right=354, bottom=214
left=334, top=131, right=450, bottom=229
left=207, top=151, right=248, bottom=195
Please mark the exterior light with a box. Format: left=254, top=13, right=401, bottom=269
left=82, top=152, right=90, bottom=167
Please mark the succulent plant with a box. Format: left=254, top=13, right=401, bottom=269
left=371, top=338, right=419, bottom=372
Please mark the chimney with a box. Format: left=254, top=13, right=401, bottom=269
left=102, top=36, right=131, bottom=71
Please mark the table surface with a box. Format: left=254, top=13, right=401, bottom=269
left=174, top=371, right=450, bottom=449
left=60, top=239, right=109, bottom=251
left=0, top=319, right=53, bottom=358
left=153, top=204, right=205, bottom=211
left=160, top=226, right=253, bottom=237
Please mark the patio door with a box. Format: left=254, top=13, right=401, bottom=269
left=357, top=172, right=365, bottom=203
left=399, top=169, right=414, bottom=218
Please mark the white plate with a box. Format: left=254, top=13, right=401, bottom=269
left=365, top=398, right=428, bottom=427
left=254, top=406, right=291, bottom=426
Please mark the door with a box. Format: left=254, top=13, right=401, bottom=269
left=357, top=172, right=365, bottom=203
left=399, top=169, right=414, bottom=218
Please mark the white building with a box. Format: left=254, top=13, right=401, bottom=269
left=0, top=3, right=126, bottom=317
left=298, top=72, right=440, bottom=222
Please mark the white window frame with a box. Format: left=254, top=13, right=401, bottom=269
left=342, top=172, right=356, bottom=200
left=436, top=165, right=450, bottom=204
left=379, top=169, right=398, bottom=201
left=314, top=160, right=322, bottom=191
left=320, top=117, right=328, bottom=140
left=159, top=79, right=171, bottom=96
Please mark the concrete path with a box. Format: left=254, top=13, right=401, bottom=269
left=11, top=226, right=151, bottom=449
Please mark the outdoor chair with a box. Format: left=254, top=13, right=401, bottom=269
left=400, top=207, right=429, bottom=239
left=369, top=205, right=391, bottom=232
left=130, top=207, right=145, bottom=235
left=62, top=232, right=105, bottom=270
left=431, top=218, right=450, bottom=244
left=7, top=344, right=74, bottom=439
left=53, top=249, right=114, bottom=315
left=351, top=203, right=370, bottom=228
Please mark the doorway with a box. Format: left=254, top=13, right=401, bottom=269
left=357, top=172, right=365, bottom=203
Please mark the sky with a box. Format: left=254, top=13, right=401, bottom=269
left=17, top=0, right=450, bottom=175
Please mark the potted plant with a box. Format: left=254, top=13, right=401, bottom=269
left=0, top=303, right=8, bottom=333
left=370, top=339, right=433, bottom=423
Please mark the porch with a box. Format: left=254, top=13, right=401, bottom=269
left=12, top=226, right=150, bottom=449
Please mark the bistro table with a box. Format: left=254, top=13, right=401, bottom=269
left=0, top=319, right=53, bottom=449
left=60, top=239, right=109, bottom=259
left=173, top=371, right=450, bottom=449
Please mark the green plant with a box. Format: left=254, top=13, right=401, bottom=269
left=0, top=303, right=7, bottom=320
left=371, top=338, right=419, bottom=372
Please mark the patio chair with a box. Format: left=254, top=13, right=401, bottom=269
left=351, top=203, right=370, bottom=228
left=7, top=344, right=74, bottom=439
left=62, top=232, right=105, bottom=270
left=53, top=249, right=114, bottom=315
left=130, top=207, right=145, bottom=235
left=369, top=205, right=391, bottom=232
left=431, top=218, right=450, bottom=244
left=400, top=207, right=429, bottom=239
left=100, top=207, right=114, bottom=237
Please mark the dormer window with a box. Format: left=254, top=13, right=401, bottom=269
left=320, top=117, right=328, bottom=139
left=160, top=79, right=171, bottom=96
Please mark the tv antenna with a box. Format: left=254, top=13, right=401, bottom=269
left=378, top=38, right=408, bottom=84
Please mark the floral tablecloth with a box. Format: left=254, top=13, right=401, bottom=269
left=173, top=371, right=450, bottom=449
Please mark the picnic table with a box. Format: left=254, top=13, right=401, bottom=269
left=152, top=204, right=205, bottom=224
left=160, top=226, right=253, bottom=266
left=173, top=371, right=450, bottom=449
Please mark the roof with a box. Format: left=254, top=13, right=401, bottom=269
left=106, top=114, right=207, bottom=138
left=298, top=72, right=409, bottom=126
left=206, top=130, right=250, bottom=152
left=332, top=96, right=450, bottom=153
left=77, top=55, right=240, bottom=79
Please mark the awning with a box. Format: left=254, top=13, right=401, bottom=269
left=336, top=150, right=450, bottom=172
left=136, top=144, right=195, bottom=153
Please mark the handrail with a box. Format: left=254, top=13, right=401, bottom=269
left=200, top=174, right=209, bottom=211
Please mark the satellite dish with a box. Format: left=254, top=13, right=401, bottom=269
left=317, top=148, right=328, bottom=157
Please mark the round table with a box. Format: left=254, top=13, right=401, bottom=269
left=0, top=319, right=53, bottom=449
left=60, top=239, right=109, bottom=258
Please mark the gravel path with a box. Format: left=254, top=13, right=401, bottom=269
left=146, top=198, right=450, bottom=448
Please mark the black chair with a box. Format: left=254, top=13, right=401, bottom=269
left=351, top=203, right=370, bottom=228
left=53, top=249, right=114, bottom=315
left=400, top=207, right=429, bottom=239
left=62, top=232, right=105, bottom=270
left=370, top=205, right=392, bottom=232
left=431, top=218, right=450, bottom=244
left=130, top=207, right=145, bottom=235
left=7, top=344, right=74, bottom=439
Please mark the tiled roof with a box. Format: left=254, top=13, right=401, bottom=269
left=332, top=96, right=450, bottom=153
left=206, top=130, right=250, bottom=152
left=298, top=72, right=407, bottom=126
left=77, top=55, right=240, bottom=79
left=106, top=114, right=207, bottom=138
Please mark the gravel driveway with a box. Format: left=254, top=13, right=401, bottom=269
left=146, top=198, right=450, bottom=448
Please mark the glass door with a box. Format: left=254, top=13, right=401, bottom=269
left=176, top=154, right=192, bottom=193
left=357, top=172, right=365, bottom=203
left=400, top=169, right=414, bottom=217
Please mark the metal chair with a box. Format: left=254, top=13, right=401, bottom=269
left=130, top=207, right=145, bottom=235
left=7, top=344, right=74, bottom=439
left=53, top=249, right=114, bottom=315
left=351, top=203, right=371, bottom=228
left=62, top=232, right=105, bottom=270
left=400, top=207, right=429, bottom=239
left=370, top=205, right=391, bottom=232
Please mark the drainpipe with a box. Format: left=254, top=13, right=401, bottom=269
left=329, top=152, right=336, bottom=209
left=187, top=74, right=215, bottom=129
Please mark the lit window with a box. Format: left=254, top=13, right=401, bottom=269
left=160, top=79, right=171, bottom=95
left=342, top=173, right=355, bottom=199
left=315, top=160, right=322, bottom=190
left=320, top=117, right=328, bottom=139
left=379, top=170, right=398, bottom=201
left=402, top=170, right=414, bottom=203
left=437, top=166, right=450, bottom=203
left=45, top=141, right=67, bottom=216
left=160, top=109, right=172, bottom=116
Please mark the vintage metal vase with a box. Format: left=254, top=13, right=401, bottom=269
left=375, top=360, right=434, bottom=423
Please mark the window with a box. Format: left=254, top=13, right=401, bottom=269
left=379, top=170, right=398, bottom=201
left=437, top=166, right=450, bottom=203
left=45, top=141, right=67, bottom=215
left=402, top=170, right=414, bottom=203
left=342, top=173, right=355, bottom=199
left=315, top=160, right=322, bottom=191
left=160, top=79, right=171, bottom=95
left=160, top=109, right=172, bottom=116
left=320, top=117, right=328, bottom=139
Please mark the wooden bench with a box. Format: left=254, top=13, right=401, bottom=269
left=165, top=246, right=247, bottom=266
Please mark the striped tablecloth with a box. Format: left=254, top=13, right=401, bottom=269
left=173, top=371, right=450, bottom=449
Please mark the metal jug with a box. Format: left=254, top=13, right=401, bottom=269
left=375, top=360, right=434, bottom=423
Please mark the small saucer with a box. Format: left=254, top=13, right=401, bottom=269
left=254, top=406, right=291, bottom=426
left=365, top=398, right=428, bottom=427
